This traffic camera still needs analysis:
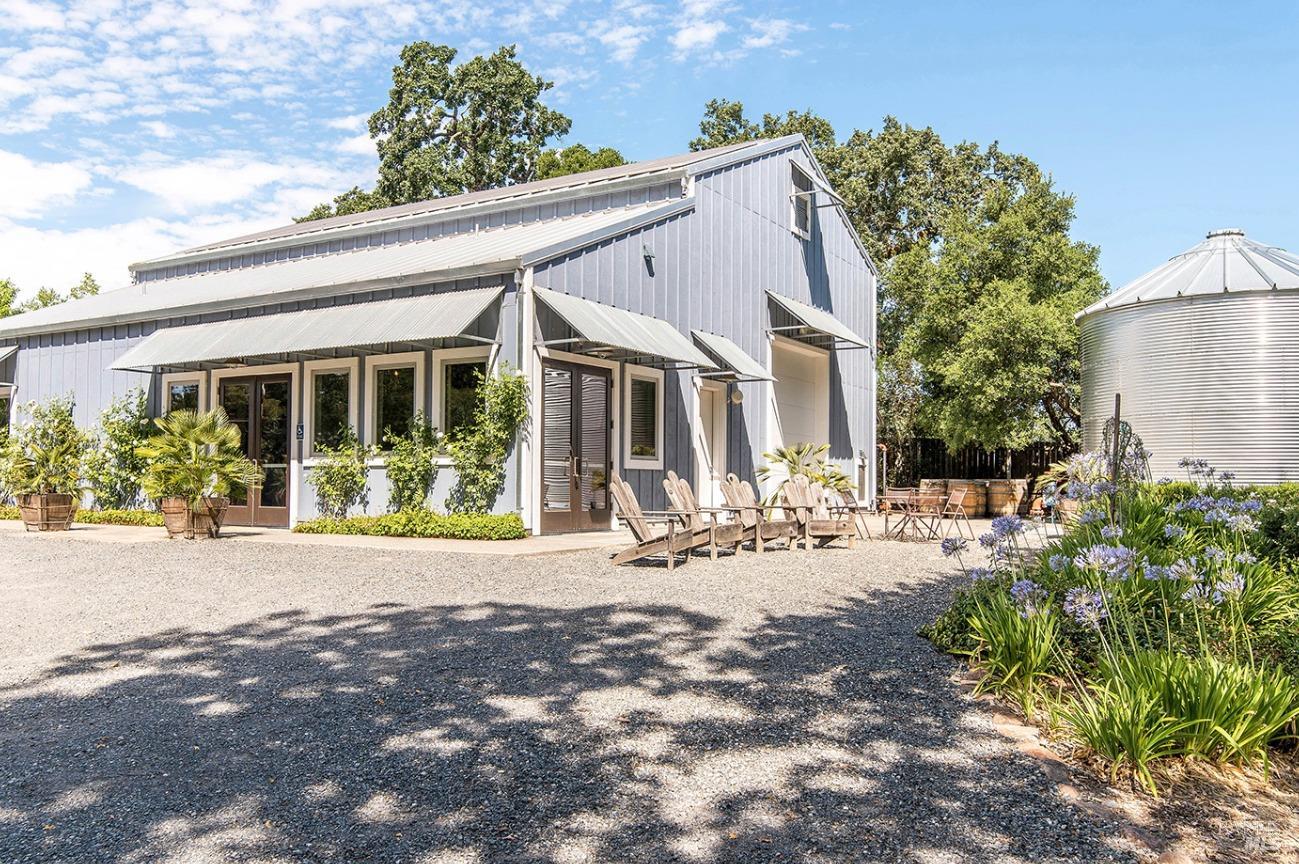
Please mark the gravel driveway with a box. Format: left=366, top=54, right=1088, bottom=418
left=0, top=533, right=1142, bottom=864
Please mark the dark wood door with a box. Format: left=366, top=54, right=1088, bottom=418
left=219, top=376, right=291, bottom=527
left=540, top=362, right=612, bottom=533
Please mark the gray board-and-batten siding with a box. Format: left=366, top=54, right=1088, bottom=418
left=2, top=136, right=877, bottom=522
left=531, top=141, right=877, bottom=513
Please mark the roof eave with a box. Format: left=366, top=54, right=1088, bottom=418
left=0, top=261, right=519, bottom=340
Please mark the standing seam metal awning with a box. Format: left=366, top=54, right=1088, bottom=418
left=691, top=331, right=774, bottom=381
left=0, top=345, right=16, bottom=364
left=767, top=292, right=870, bottom=349
left=534, top=286, right=716, bottom=369
left=110, top=287, right=502, bottom=371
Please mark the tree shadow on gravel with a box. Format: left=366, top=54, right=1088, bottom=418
left=0, top=565, right=1142, bottom=863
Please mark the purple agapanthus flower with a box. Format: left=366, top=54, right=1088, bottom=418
left=941, top=536, right=968, bottom=557
left=1168, top=557, right=1201, bottom=582
left=1063, top=587, right=1108, bottom=629
left=1078, top=509, right=1106, bottom=526
left=1182, top=583, right=1214, bottom=604
left=1048, top=553, right=1070, bottom=573
left=1211, top=573, right=1245, bottom=604
left=991, top=515, right=1026, bottom=538
left=1073, top=544, right=1135, bottom=580
left=1164, top=524, right=1186, bottom=540
left=968, top=567, right=995, bottom=582
left=1009, top=579, right=1048, bottom=618
left=978, top=532, right=999, bottom=549
left=1203, top=546, right=1228, bottom=564
left=1234, top=551, right=1258, bottom=565
left=1142, top=563, right=1170, bottom=581
left=1100, top=524, right=1124, bottom=540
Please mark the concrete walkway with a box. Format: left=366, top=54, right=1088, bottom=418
left=0, top=518, right=634, bottom=556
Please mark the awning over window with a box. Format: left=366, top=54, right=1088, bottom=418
left=110, top=287, right=502, bottom=372
left=766, top=292, right=870, bottom=350
left=691, top=331, right=773, bottom=381
left=534, top=286, right=716, bottom=369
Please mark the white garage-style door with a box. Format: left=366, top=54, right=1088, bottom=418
left=771, top=339, right=829, bottom=448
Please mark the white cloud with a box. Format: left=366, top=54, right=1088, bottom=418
left=0, top=150, right=94, bottom=219
left=140, top=120, right=176, bottom=138
left=592, top=22, right=652, bottom=63
left=336, top=133, right=376, bottom=156
left=117, top=153, right=361, bottom=214
left=671, top=19, right=728, bottom=56
left=325, top=113, right=369, bottom=132
left=1, top=0, right=64, bottom=31
left=743, top=17, right=805, bottom=50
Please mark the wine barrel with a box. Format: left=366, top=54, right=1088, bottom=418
left=918, top=479, right=948, bottom=497
left=947, top=480, right=987, bottom=517
left=987, top=479, right=1030, bottom=516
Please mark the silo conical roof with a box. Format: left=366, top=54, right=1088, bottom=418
left=1078, top=229, right=1299, bottom=318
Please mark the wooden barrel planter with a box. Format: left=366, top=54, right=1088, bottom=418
left=947, top=480, right=987, bottom=517
left=17, top=493, right=77, bottom=531
left=987, top=479, right=1030, bottom=516
left=160, top=497, right=230, bottom=539
left=918, top=479, right=948, bottom=498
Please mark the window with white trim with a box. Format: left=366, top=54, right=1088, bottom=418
left=443, top=360, right=487, bottom=440
left=0, top=389, right=10, bottom=437
left=624, top=366, right=664, bottom=468
left=791, top=162, right=814, bottom=239
left=311, top=369, right=351, bottom=452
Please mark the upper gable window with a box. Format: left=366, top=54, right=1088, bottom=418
left=791, top=162, right=815, bottom=239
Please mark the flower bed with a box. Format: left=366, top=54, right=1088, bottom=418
left=292, top=509, right=527, bottom=541
left=924, top=456, right=1299, bottom=795
left=0, top=505, right=165, bottom=527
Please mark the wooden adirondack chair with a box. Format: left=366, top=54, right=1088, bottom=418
left=720, top=473, right=799, bottom=552
left=661, top=471, right=745, bottom=559
left=781, top=475, right=856, bottom=550
left=609, top=472, right=715, bottom=569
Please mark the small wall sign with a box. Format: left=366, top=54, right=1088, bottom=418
left=295, top=423, right=304, bottom=441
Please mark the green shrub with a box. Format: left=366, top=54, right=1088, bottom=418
left=384, top=412, right=441, bottom=512
left=306, top=427, right=374, bottom=518
left=0, top=505, right=163, bottom=527
left=83, top=389, right=151, bottom=510
left=446, top=365, right=529, bottom=514
left=920, top=583, right=992, bottom=656
left=74, top=509, right=165, bottom=527
left=967, top=584, right=1058, bottom=718
left=293, top=509, right=526, bottom=541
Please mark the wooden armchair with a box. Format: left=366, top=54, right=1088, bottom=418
left=661, top=470, right=745, bottom=559
left=609, top=472, right=715, bottom=569
left=781, top=475, right=856, bottom=550
left=720, top=473, right=799, bottom=552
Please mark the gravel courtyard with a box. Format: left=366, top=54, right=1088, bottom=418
left=0, top=533, right=1143, bottom=864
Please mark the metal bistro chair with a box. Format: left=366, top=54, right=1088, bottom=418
left=880, top=487, right=917, bottom=540
left=937, top=488, right=976, bottom=540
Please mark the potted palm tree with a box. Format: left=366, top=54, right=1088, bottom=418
left=137, top=408, right=262, bottom=539
left=4, top=435, right=83, bottom=531
left=2, top=397, right=84, bottom=532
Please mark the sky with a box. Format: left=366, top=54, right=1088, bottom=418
left=2, top=0, right=1297, bottom=301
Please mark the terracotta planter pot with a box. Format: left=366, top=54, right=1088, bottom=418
left=160, top=496, right=230, bottom=539
left=17, top=493, right=77, bottom=532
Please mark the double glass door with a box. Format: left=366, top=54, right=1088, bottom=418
left=219, top=376, right=291, bottom=527
left=541, top=362, right=612, bottom=533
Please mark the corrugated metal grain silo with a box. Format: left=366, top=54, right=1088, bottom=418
left=1078, top=229, right=1299, bottom=484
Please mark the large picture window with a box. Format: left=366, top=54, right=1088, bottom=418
left=624, top=367, right=664, bottom=467
left=375, top=365, right=416, bottom=449
left=443, top=361, right=486, bottom=440
left=311, top=369, right=350, bottom=452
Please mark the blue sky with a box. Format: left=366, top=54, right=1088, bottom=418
left=2, top=0, right=1296, bottom=299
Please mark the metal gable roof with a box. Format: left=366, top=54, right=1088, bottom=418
left=0, top=205, right=669, bottom=339
left=534, top=287, right=716, bottom=369
left=110, top=287, right=501, bottom=371
left=1079, top=229, right=1299, bottom=318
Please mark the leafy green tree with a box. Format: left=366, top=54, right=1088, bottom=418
left=690, top=98, right=836, bottom=152
left=83, top=388, right=151, bottom=510
left=535, top=143, right=625, bottom=180
left=70, top=272, right=100, bottom=299
left=688, top=100, right=1106, bottom=451
left=0, top=279, right=16, bottom=319
left=296, top=187, right=393, bottom=223
left=301, top=42, right=573, bottom=221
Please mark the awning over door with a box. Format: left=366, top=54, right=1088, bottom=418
left=110, top=287, right=502, bottom=372
left=534, top=286, right=716, bottom=369
left=766, top=292, right=869, bottom=350
left=691, top=330, right=774, bottom=381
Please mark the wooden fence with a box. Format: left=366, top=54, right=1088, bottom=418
left=896, top=438, right=1072, bottom=484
